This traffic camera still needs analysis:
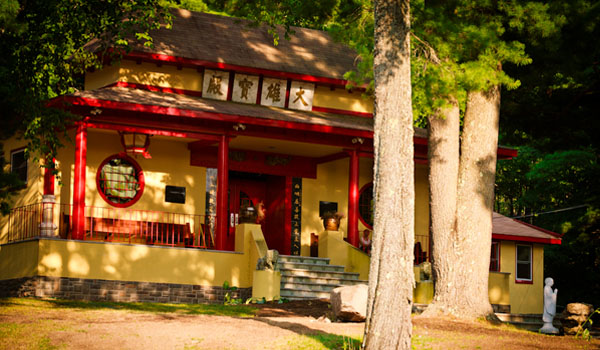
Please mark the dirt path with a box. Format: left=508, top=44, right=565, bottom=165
left=1, top=299, right=599, bottom=349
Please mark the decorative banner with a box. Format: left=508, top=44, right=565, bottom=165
left=288, top=81, right=315, bottom=111
left=260, top=77, right=287, bottom=108
left=202, top=69, right=229, bottom=101
left=232, top=74, right=259, bottom=104
left=290, top=177, right=302, bottom=256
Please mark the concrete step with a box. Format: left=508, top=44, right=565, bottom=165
left=496, top=313, right=562, bottom=331
left=279, top=267, right=360, bottom=280
left=279, top=255, right=330, bottom=265
left=278, top=261, right=345, bottom=272
left=281, top=281, right=342, bottom=292
left=281, top=274, right=366, bottom=286
left=280, top=288, right=332, bottom=300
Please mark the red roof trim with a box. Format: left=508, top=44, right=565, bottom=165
left=61, top=96, right=373, bottom=138
left=497, top=147, right=518, bottom=159
left=492, top=233, right=561, bottom=245
left=123, top=51, right=351, bottom=87
left=312, top=106, right=373, bottom=119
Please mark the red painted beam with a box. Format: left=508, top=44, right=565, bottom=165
left=61, top=96, right=374, bottom=139
left=86, top=121, right=224, bottom=141
left=491, top=234, right=562, bottom=245
left=72, top=123, right=87, bottom=240
left=216, top=135, right=229, bottom=251
left=43, top=159, right=55, bottom=195
left=347, top=149, right=359, bottom=247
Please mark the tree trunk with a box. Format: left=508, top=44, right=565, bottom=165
left=422, top=102, right=461, bottom=316
left=363, top=0, right=413, bottom=349
left=454, top=87, right=501, bottom=318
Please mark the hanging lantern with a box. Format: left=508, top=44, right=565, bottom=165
left=119, top=131, right=151, bottom=159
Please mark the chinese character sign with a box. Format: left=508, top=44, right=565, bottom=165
left=232, top=74, right=259, bottom=104
left=260, top=77, right=287, bottom=108
left=202, top=69, right=229, bottom=101
left=288, top=81, right=314, bottom=111
left=290, top=177, right=302, bottom=256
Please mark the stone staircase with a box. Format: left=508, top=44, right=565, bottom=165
left=278, top=255, right=366, bottom=300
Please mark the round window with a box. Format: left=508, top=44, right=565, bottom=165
left=96, top=154, right=144, bottom=207
left=358, top=182, right=374, bottom=229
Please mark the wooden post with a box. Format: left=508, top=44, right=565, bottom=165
left=43, top=159, right=55, bottom=195
left=216, top=135, right=229, bottom=250
left=348, top=149, right=359, bottom=247
left=72, top=123, right=87, bottom=240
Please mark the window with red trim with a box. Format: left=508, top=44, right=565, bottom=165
left=358, top=183, right=374, bottom=229
left=97, top=154, right=144, bottom=207
left=490, top=241, right=500, bottom=272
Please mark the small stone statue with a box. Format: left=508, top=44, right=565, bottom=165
left=540, top=277, right=559, bottom=334
left=256, top=249, right=279, bottom=271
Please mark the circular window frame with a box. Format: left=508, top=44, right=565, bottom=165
left=358, top=182, right=374, bottom=229
left=96, top=153, right=145, bottom=208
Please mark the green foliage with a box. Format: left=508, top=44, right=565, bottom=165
left=222, top=280, right=243, bottom=305
left=575, top=308, right=600, bottom=341
left=0, top=0, right=171, bottom=210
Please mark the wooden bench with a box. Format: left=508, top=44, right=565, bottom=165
left=84, top=217, right=194, bottom=246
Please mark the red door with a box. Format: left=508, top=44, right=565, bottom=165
left=227, top=177, right=266, bottom=251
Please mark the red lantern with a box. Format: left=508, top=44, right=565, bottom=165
left=119, top=132, right=151, bottom=159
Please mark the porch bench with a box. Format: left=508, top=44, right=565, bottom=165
left=84, top=217, right=194, bottom=246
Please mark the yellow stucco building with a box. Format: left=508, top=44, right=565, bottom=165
left=0, top=10, right=560, bottom=314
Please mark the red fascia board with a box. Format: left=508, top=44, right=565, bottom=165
left=123, top=51, right=351, bottom=87
left=512, top=219, right=564, bottom=238
left=62, top=96, right=373, bottom=139
left=498, top=147, right=518, bottom=159
left=492, top=233, right=562, bottom=245
left=86, top=121, right=223, bottom=141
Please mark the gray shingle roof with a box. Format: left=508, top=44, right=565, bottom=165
left=132, top=9, right=359, bottom=81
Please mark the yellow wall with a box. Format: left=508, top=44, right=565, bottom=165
left=488, top=271, right=511, bottom=306
left=499, top=241, right=545, bottom=314
left=318, top=230, right=370, bottom=280
left=54, top=130, right=207, bottom=216
left=0, top=241, right=40, bottom=279
left=85, top=61, right=373, bottom=115
left=300, top=159, right=428, bottom=257
left=85, top=61, right=204, bottom=92
left=1, top=238, right=251, bottom=287
left=1, top=138, right=45, bottom=244
left=313, top=85, right=373, bottom=114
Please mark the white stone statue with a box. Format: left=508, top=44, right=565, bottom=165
left=540, top=277, right=559, bottom=334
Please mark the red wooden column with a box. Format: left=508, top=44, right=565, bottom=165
left=348, top=149, right=359, bottom=247
left=215, top=135, right=229, bottom=250
left=43, top=159, right=55, bottom=195
left=72, top=123, right=87, bottom=240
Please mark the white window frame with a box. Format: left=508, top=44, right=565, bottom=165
left=515, top=244, right=533, bottom=282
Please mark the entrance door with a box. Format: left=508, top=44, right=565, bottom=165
left=227, top=172, right=290, bottom=254
left=227, top=175, right=267, bottom=251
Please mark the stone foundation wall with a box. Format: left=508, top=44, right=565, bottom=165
left=0, top=276, right=251, bottom=304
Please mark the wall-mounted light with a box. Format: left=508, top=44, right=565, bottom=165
left=352, top=137, right=364, bottom=144
left=90, top=108, right=102, bottom=115
left=119, top=131, right=152, bottom=159
left=233, top=123, right=246, bottom=131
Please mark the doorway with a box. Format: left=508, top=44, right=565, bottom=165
left=227, top=171, right=289, bottom=254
